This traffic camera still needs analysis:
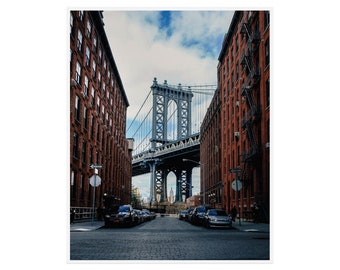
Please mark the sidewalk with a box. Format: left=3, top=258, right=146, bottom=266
left=232, top=219, right=269, bottom=233
left=70, top=220, right=105, bottom=232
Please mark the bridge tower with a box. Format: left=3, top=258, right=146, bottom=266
left=149, top=78, right=194, bottom=203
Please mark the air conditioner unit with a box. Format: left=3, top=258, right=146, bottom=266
left=265, top=142, right=270, bottom=148
left=236, top=101, right=240, bottom=107
left=234, top=132, right=240, bottom=137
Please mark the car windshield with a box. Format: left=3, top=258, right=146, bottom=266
left=209, top=210, right=227, bottom=216
left=197, top=207, right=206, bottom=212
left=118, top=206, right=130, bottom=212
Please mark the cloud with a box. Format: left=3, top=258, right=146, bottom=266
left=103, top=10, right=233, bottom=119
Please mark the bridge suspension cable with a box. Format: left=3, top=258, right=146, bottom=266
left=127, top=82, right=217, bottom=155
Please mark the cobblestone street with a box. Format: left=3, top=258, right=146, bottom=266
left=70, top=215, right=269, bottom=261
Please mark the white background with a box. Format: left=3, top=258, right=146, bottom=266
left=1, top=0, right=339, bottom=269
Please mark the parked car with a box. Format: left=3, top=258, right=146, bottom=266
left=149, top=211, right=156, bottom=220
left=191, top=206, right=207, bottom=225
left=185, top=208, right=193, bottom=222
left=203, top=209, right=232, bottom=229
left=133, top=209, right=144, bottom=224
left=104, top=204, right=136, bottom=227
left=179, top=210, right=187, bottom=220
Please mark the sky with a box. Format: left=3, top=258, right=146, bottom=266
left=103, top=10, right=234, bottom=201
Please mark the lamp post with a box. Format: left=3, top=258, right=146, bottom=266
left=182, top=158, right=205, bottom=206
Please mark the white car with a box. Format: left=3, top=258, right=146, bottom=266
left=203, top=209, right=232, bottom=228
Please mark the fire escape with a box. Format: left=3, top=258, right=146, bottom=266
left=239, top=18, right=261, bottom=186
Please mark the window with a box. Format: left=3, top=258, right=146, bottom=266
left=102, top=105, right=105, bottom=121
left=73, top=133, right=79, bottom=158
left=93, top=35, right=97, bottom=51
left=77, top=29, right=83, bottom=51
left=92, top=59, right=96, bottom=79
left=223, top=87, right=226, bottom=103
left=98, top=72, right=101, bottom=87
left=236, top=63, right=239, bottom=81
left=84, top=75, right=88, bottom=96
left=103, top=59, right=107, bottom=71
left=86, top=20, right=92, bottom=38
left=231, top=97, right=234, bottom=116
left=71, top=171, right=76, bottom=199
left=70, top=12, right=74, bottom=34
left=265, top=39, right=270, bottom=66
left=90, top=146, right=93, bottom=164
left=264, top=11, right=270, bottom=29
left=227, top=80, right=230, bottom=97
left=79, top=11, right=83, bottom=21
left=231, top=72, right=234, bottom=89
left=75, top=61, right=81, bottom=84
left=90, top=115, right=94, bottom=137
left=82, top=140, right=86, bottom=163
left=80, top=174, right=84, bottom=199
left=91, top=87, right=95, bottom=106
left=85, top=46, right=90, bottom=67
left=266, top=79, right=270, bottom=107
left=235, top=34, right=239, bottom=52
left=71, top=171, right=74, bottom=186
left=83, top=106, right=88, bottom=129
left=99, top=48, right=102, bottom=64
left=75, top=95, right=80, bottom=121
left=97, top=97, right=100, bottom=114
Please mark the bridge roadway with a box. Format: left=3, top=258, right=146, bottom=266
left=132, top=133, right=200, bottom=177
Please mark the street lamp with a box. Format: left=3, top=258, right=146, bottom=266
left=182, top=158, right=205, bottom=206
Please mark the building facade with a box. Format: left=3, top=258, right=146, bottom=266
left=70, top=11, right=131, bottom=211
left=218, top=11, right=270, bottom=222
left=200, top=87, right=222, bottom=209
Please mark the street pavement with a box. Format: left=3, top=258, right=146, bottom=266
left=70, top=214, right=269, bottom=233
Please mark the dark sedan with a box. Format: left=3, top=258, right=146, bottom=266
left=191, top=206, right=207, bottom=225
left=104, top=205, right=136, bottom=227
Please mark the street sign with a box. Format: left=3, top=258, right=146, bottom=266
left=89, top=175, right=101, bottom=187
left=90, top=164, right=102, bottom=169
left=232, top=180, right=242, bottom=191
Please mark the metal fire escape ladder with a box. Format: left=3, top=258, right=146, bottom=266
left=240, top=21, right=261, bottom=161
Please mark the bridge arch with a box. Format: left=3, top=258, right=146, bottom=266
left=166, top=99, right=178, bottom=141
left=151, top=77, right=193, bottom=150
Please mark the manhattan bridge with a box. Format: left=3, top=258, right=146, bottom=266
left=128, top=77, right=216, bottom=203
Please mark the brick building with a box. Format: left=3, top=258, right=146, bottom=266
left=70, top=11, right=132, bottom=211
left=200, top=87, right=222, bottom=208
left=218, top=11, right=270, bottom=222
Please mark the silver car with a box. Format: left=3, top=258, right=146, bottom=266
left=203, top=209, right=232, bottom=228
